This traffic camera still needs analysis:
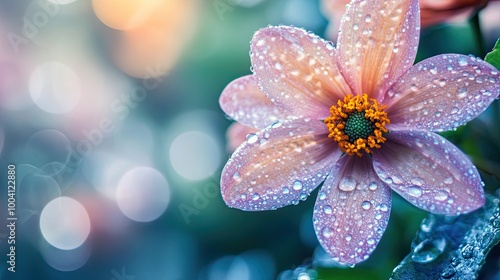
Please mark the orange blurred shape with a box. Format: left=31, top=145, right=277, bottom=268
left=94, top=0, right=198, bottom=78
left=92, top=0, right=166, bottom=31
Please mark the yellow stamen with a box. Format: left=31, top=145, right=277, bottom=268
left=324, top=94, right=390, bottom=157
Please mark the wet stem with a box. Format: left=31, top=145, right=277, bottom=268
left=470, top=12, right=486, bottom=57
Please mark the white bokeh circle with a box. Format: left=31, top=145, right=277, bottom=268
left=40, top=197, right=91, bottom=250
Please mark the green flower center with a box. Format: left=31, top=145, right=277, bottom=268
left=344, top=111, right=374, bottom=142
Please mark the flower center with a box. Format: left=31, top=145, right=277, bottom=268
left=324, top=94, right=390, bottom=157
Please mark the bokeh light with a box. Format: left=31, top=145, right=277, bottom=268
left=24, top=129, right=70, bottom=169
left=40, top=242, right=91, bottom=272
left=47, top=0, right=79, bottom=5
left=29, top=61, right=81, bottom=114
left=40, top=196, right=91, bottom=250
left=169, top=130, right=222, bottom=181
left=116, top=166, right=170, bottom=222
left=19, top=173, right=61, bottom=212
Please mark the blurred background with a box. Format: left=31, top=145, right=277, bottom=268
left=0, top=0, right=499, bottom=279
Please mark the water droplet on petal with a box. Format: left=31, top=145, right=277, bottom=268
left=411, top=238, right=447, bottom=264
left=252, top=193, right=260, bottom=200
left=232, top=172, right=241, bottom=180
left=368, top=181, right=378, bottom=191
left=282, top=187, right=290, bottom=194
left=318, top=191, right=327, bottom=200
left=322, top=227, right=333, bottom=238
left=345, top=235, right=352, bottom=242
left=461, top=244, right=474, bottom=259
left=339, top=176, right=357, bottom=191
left=362, top=201, right=371, bottom=210
left=293, top=180, right=303, bottom=190
left=444, top=177, right=453, bottom=185
left=408, top=185, right=423, bottom=197
left=434, top=191, right=448, bottom=201
left=246, top=133, right=258, bottom=144
left=364, top=15, right=371, bottom=22
left=378, top=203, right=388, bottom=212
left=456, top=88, right=468, bottom=99
left=324, top=205, right=333, bottom=214
left=367, top=238, right=375, bottom=245
left=458, top=57, right=468, bottom=66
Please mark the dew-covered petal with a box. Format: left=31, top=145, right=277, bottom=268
left=250, top=26, right=352, bottom=119
left=313, top=155, right=391, bottom=265
left=219, top=75, right=289, bottom=129
left=221, top=119, right=340, bottom=211
left=336, top=0, right=420, bottom=99
left=383, top=54, right=500, bottom=132
left=225, top=122, right=259, bottom=153
left=373, top=130, right=485, bottom=215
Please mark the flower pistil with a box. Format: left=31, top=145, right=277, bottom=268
left=325, top=94, right=390, bottom=157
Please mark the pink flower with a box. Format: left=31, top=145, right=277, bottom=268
left=322, top=0, right=495, bottom=41
left=219, top=0, right=500, bottom=265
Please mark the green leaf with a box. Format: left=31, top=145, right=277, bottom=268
left=485, top=38, right=500, bottom=70
left=391, top=194, right=500, bottom=280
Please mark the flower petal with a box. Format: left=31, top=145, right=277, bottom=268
left=219, top=75, right=289, bottom=129
left=225, top=122, right=259, bottom=153
left=336, top=0, right=420, bottom=99
left=383, top=54, right=500, bottom=131
left=250, top=26, right=352, bottom=119
left=313, top=155, right=391, bottom=265
left=373, top=129, right=485, bottom=215
left=221, top=119, right=340, bottom=211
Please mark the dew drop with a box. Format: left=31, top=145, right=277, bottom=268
left=324, top=205, right=333, bottom=214
left=411, top=237, right=447, bottom=264
left=392, top=46, right=399, bottom=53
left=318, top=191, right=327, bottom=200
left=339, top=176, right=357, bottom=191
left=368, top=181, right=378, bottom=191
left=293, top=180, right=303, bottom=190
left=458, top=57, right=468, bottom=66
left=450, top=107, right=459, bottom=114
left=325, top=41, right=335, bottom=50
left=410, top=177, right=425, bottom=186
left=246, top=133, right=258, bottom=144
left=367, top=238, right=375, bottom=245
left=232, top=172, right=241, bottom=180
left=362, top=201, right=371, bottom=210
left=379, top=203, right=388, bottom=212
left=408, top=185, right=423, bottom=197
left=456, top=87, right=468, bottom=99
left=364, top=14, right=371, bottom=22
left=271, top=121, right=282, bottom=128
left=461, top=244, right=474, bottom=259
left=434, top=191, right=448, bottom=201
left=252, top=193, right=260, bottom=200
left=282, top=187, right=290, bottom=194
left=345, top=235, right=352, bottom=242
left=322, top=227, right=333, bottom=238
left=444, top=177, right=453, bottom=185
left=375, top=213, right=382, bottom=220
left=353, top=24, right=359, bottom=30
